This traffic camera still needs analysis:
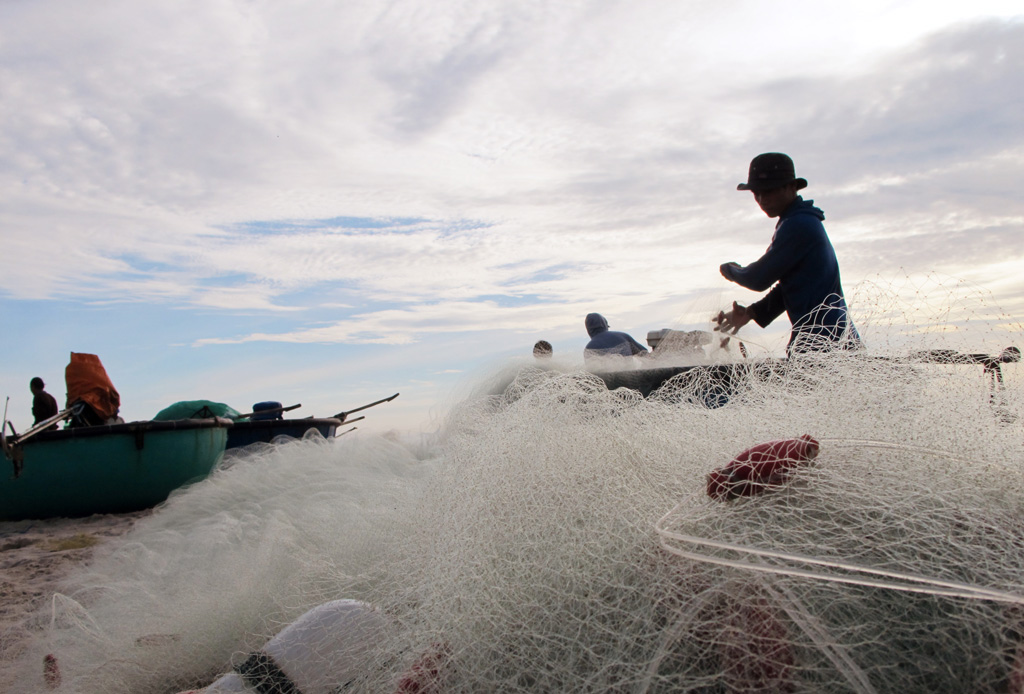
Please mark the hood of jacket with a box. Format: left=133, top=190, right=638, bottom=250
left=780, top=196, right=825, bottom=223
left=585, top=313, right=609, bottom=337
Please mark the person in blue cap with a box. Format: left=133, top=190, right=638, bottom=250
left=583, top=313, right=648, bottom=364
left=715, top=153, right=860, bottom=354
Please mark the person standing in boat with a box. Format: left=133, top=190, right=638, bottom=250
left=30, top=377, right=59, bottom=429
left=583, top=313, right=649, bottom=365
left=715, top=153, right=860, bottom=354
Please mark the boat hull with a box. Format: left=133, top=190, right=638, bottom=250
left=594, top=361, right=777, bottom=404
left=1, top=418, right=230, bottom=521
left=226, top=418, right=342, bottom=449
left=597, top=363, right=729, bottom=395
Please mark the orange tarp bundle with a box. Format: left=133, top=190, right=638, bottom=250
left=65, top=352, right=121, bottom=421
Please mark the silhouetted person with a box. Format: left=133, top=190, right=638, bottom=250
left=716, top=153, right=860, bottom=354
left=533, top=340, right=553, bottom=359
left=583, top=313, right=648, bottom=365
left=30, top=377, right=59, bottom=430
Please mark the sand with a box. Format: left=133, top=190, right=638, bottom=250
left=0, top=511, right=147, bottom=691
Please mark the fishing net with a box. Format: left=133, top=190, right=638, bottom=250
left=1, top=429, right=434, bottom=694
left=351, top=355, right=1024, bottom=693
left=3, top=274, right=1024, bottom=693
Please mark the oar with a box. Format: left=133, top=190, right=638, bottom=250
left=331, top=393, right=399, bottom=422
left=1, top=397, right=10, bottom=459
left=910, top=346, right=1020, bottom=388
left=909, top=346, right=1019, bottom=423
left=2, top=397, right=12, bottom=439
left=910, top=346, right=1020, bottom=367
left=232, top=403, right=302, bottom=419
left=2, top=406, right=75, bottom=453
left=337, top=426, right=358, bottom=436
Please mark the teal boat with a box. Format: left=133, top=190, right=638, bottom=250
left=0, top=417, right=232, bottom=521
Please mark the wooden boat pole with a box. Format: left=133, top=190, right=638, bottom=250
left=3, top=407, right=75, bottom=452
left=910, top=346, right=1020, bottom=367
left=1, top=397, right=10, bottom=460
left=332, top=393, right=399, bottom=422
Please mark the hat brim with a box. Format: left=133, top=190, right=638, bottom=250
left=737, top=177, right=808, bottom=192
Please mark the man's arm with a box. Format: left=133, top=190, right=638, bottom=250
left=720, top=222, right=812, bottom=292
left=627, top=334, right=649, bottom=356
left=748, top=284, right=786, bottom=327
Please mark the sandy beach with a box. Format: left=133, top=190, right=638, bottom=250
left=0, top=511, right=147, bottom=692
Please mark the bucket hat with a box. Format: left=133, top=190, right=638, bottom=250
left=737, top=153, right=808, bottom=192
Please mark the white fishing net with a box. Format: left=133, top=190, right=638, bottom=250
left=2, top=430, right=435, bottom=694
left=3, top=274, right=1023, bottom=694
left=353, top=357, right=1024, bottom=693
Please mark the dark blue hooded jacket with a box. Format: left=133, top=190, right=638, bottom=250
left=721, top=197, right=859, bottom=351
left=584, top=313, right=648, bottom=360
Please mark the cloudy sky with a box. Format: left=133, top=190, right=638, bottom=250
left=2, top=0, right=1022, bottom=433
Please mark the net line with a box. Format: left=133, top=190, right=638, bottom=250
left=657, top=437, right=1024, bottom=604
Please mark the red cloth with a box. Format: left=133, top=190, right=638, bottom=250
left=65, top=352, right=120, bottom=420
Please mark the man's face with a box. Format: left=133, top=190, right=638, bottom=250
left=751, top=184, right=798, bottom=218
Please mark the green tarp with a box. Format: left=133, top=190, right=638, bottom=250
left=153, top=400, right=242, bottom=421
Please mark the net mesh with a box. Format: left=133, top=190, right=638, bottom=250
left=3, top=274, right=1024, bottom=694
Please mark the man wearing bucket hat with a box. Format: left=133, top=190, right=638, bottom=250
left=715, top=153, right=860, bottom=353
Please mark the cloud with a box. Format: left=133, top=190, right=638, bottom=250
left=753, top=20, right=1024, bottom=187
left=3, top=3, right=1023, bottom=355
left=4, top=2, right=1024, bottom=435
left=193, top=298, right=605, bottom=346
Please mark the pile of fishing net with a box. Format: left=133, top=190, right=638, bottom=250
left=1, top=430, right=434, bottom=694
left=6, top=275, right=1024, bottom=693
left=348, top=355, right=1024, bottom=694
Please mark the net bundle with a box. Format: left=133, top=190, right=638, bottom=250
left=353, top=353, right=1024, bottom=693
left=4, top=274, right=1024, bottom=694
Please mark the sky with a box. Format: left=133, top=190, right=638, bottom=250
left=2, top=0, right=1023, bottom=435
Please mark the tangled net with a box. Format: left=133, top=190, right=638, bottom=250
left=349, top=356, right=1024, bottom=693
left=4, top=274, right=1024, bottom=693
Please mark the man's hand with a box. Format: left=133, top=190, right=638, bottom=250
left=719, top=262, right=741, bottom=282
left=715, top=301, right=753, bottom=335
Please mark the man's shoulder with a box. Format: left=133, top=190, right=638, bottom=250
left=783, top=198, right=825, bottom=221
left=778, top=208, right=827, bottom=238
left=589, top=331, right=630, bottom=347
left=607, top=330, right=639, bottom=343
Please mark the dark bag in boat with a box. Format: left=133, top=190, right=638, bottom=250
left=68, top=400, right=105, bottom=428
left=251, top=401, right=284, bottom=421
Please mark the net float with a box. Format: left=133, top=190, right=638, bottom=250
left=707, top=435, right=819, bottom=501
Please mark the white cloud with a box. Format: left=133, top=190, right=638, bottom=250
left=2, top=1, right=1023, bottom=429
